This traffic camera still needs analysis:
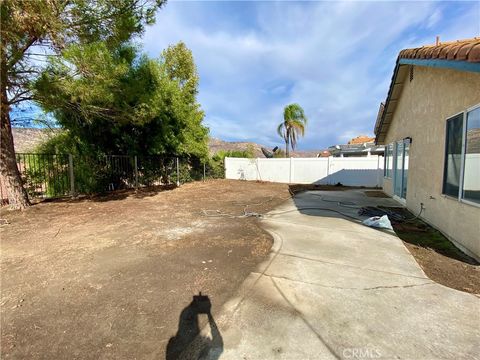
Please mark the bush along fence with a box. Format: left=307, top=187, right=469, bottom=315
left=0, top=154, right=223, bottom=203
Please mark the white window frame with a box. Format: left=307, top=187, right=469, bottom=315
left=392, top=138, right=410, bottom=202
left=443, top=103, right=480, bottom=208
left=383, top=143, right=393, bottom=179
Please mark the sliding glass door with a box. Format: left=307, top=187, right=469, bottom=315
left=393, top=139, right=410, bottom=199
left=394, top=141, right=404, bottom=197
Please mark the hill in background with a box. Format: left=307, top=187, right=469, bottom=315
left=209, top=138, right=324, bottom=158
left=12, top=128, right=325, bottom=158
left=12, top=128, right=60, bottom=153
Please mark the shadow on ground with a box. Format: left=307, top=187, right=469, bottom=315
left=288, top=186, right=477, bottom=265
left=285, top=186, right=480, bottom=293
left=36, top=184, right=178, bottom=205
left=287, top=184, right=368, bottom=223
left=289, top=183, right=360, bottom=195
left=166, top=293, right=223, bottom=360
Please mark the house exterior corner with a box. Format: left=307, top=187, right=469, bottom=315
left=379, top=64, right=480, bottom=260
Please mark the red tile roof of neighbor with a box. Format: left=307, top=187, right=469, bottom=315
left=348, top=136, right=375, bottom=145
left=374, top=37, right=480, bottom=144
left=399, top=37, right=480, bottom=62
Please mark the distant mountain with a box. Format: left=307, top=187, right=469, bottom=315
left=208, top=138, right=265, bottom=157
left=208, top=138, right=324, bottom=158
left=11, top=128, right=324, bottom=158
left=12, top=128, right=60, bottom=153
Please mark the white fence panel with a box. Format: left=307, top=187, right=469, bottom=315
left=257, top=158, right=290, bottom=183
left=460, top=153, right=480, bottom=193
left=225, top=156, right=384, bottom=187
left=292, top=158, right=329, bottom=184
left=326, top=157, right=383, bottom=187
left=224, top=158, right=258, bottom=180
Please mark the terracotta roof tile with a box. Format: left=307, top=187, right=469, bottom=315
left=375, top=37, right=480, bottom=145
left=456, top=43, right=470, bottom=61
left=399, top=38, right=480, bottom=62
left=470, top=43, right=480, bottom=61
left=348, top=136, right=375, bottom=145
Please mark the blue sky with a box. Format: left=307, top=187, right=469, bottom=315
left=13, top=1, right=479, bottom=150
left=141, top=0, right=480, bottom=149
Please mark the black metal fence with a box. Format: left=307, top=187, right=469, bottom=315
left=0, top=153, right=224, bottom=202
left=16, top=153, right=71, bottom=199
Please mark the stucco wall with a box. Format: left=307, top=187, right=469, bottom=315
left=382, top=66, right=480, bottom=259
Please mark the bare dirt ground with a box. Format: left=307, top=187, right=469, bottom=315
left=289, top=183, right=355, bottom=194
left=403, top=243, right=480, bottom=294
left=378, top=206, right=479, bottom=295
left=393, top=220, right=480, bottom=295
left=2, top=181, right=478, bottom=359
left=0, top=180, right=290, bottom=359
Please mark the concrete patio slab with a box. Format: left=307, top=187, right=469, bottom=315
left=197, top=190, right=480, bottom=360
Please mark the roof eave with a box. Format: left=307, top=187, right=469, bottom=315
left=374, top=58, right=480, bottom=145
left=398, top=58, right=480, bottom=73
left=374, top=59, right=407, bottom=145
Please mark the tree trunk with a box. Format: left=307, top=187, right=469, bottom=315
left=1, top=87, right=30, bottom=209
left=285, top=130, right=290, bottom=158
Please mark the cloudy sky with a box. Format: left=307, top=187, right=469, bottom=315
left=141, top=0, right=480, bottom=150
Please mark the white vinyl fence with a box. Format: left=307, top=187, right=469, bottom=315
left=225, top=156, right=384, bottom=187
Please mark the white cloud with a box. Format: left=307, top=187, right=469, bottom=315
left=142, top=1, right=479, bottom=149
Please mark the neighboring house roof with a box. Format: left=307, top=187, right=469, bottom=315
left=328, top=142, right=384, bottom=156
left=348, top=135, right=375, bottom=145
left=375, top=38, right=480, bottom=144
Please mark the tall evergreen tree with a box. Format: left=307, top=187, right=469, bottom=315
left=0, top=0, right=165, bottom=209
left=34, top=42, right=208, bottom=159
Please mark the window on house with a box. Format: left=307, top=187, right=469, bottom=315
left=384, top=143, right=393, bottom=178
left=442, top=105, right=480, bottom=205
left=462, top=107, right=480, bottom=204
left=443, top=114, right=463, bottom=197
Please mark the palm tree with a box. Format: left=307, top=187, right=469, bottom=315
left=277, top=103, right=307, bottom=157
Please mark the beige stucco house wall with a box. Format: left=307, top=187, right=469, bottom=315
left=381, top=66, right=480, bottom=260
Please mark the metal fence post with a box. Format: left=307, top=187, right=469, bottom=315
left=134, top=155, right=139, bottom=189
left=203, top=162, right=206, bottom=181
left=68, top=154, right=75, bottom=197
left=176, top=157, right=180, bottom=186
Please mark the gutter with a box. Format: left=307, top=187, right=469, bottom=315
left=398, top=58, right=480, bottom=73
left=375, top=57, right=480, bottom=145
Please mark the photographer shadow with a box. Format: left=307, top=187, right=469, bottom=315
left=166, top=293, right=223, bottom=360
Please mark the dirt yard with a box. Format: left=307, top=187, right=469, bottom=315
left=0, top=180, right=290, bottom=359
left=2, top=181, right=478, bottom=359
left=371, top=205, right=480, bottom=295
left=394, top=221, right=480, bottom=295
